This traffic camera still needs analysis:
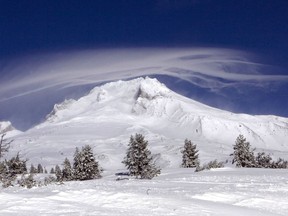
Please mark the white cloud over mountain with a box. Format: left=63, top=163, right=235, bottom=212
left=1, top=48, right=287, bottom=102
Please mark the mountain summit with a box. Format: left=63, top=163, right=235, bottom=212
left=8, top=77, right=288, bottom=169
left=46, top=77, right=219, bottom=123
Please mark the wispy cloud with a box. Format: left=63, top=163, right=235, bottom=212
left=1, top=47, right=287, bottom=103
left=1, top=47, right=288, bottom=130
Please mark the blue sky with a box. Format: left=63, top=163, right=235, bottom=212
left=1, top=0, right=287, bottom=62
left=1, top=0, right=288, bottom=130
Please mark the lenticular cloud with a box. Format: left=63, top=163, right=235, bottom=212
left=1, top=47, right=287, bottom=103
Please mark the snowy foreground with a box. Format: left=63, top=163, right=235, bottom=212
left=1, top=168, right=288, bottom=216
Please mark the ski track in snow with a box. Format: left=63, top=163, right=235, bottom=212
left=1, top=169, right=288, bottom=216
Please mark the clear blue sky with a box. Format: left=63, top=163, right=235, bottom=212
left=0, top=0, right=288, bottom=61
left=1, top=0, right=288, bottom=130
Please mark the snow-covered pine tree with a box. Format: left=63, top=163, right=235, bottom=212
left=122, top=134, right=161, bottom=179
left=30, top=164, right=37, bottom=174
left=62, top=157, right=73, bottom=181
left=6, top=153, right=27, bottom=175
left=37, top=164, right=44, bottom=173
left=72, top=145, right=102, bottom=181
left=72, top=147, right=80, bottom=180
left=231, top=134, right=256, bottom=167
left=0, top=161, right=14, bottom=187
left=55, top=165, right=62, bottom=182
left=50, top=167, right=55, bottom=174
left=0, top=161, right=7, bottom=175
left=271, top=158, right=288, bottom=169
left=255, top=152, right=273, bottom=168
left=181, top=139, right=199, bottom=168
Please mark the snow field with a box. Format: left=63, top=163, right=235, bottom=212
left=1, top=168, right=288, bottom=216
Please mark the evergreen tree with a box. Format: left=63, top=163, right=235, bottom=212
left=37, top=164, right=44, bottom=173
left=55, top=165, right=62, bottom=182
left=72, top=147, right=81, bottom=180
left=0, top=161, right=7, bottom=175
left=72, top=145, right=102, bottom=181
left=0, top=161, right=16, bottom=188
left=62, top=158, right=73, bottom=181
left=231, top=135, right=255, bottom=167
left=271, top=158, right=288, bottom=169
left=50, top=167, right=55, bottom=174
left=255, top=152, right=273, bottom=168
left=72, top=147, right=80, bottom=179
left=6, top=153, right=27, bottom=175
left=181, top=139, right=199, bottom=168
left=122, top=134, right=161, bottom=179
left=30, top=164, right=37, bottom=174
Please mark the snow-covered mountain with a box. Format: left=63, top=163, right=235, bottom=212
left=7, top=77, right=288, bottom=169
left=0, top=121, right=22, bottom=137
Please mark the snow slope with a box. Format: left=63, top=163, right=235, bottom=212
left=6, top=77, right=288, bottom=170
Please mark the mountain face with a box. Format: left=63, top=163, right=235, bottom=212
left=8, top=77, right=288, bottom=169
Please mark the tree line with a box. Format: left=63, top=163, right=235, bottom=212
left=0, top=133, right=287, bottom=188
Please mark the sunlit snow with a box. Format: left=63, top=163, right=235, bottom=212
left=1, top=169, right=288, bottom=215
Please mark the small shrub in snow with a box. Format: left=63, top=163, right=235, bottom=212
left=195, top=165, right=205, bottom=172
left=181, top=139, right=199, bottom=168
left=18, top=173, right=37, bottom=189
left=271, top=158, right=288, bottom=169
left=206, top=160, right=225, bottom=169
left=122, top=134, right=161, bottom=179
left=255, top=152, right=273, bottom=168
left=44, top=176, right=57, bottom=186
left=195, top=160, right=224, bottom=172
left=1, top=175, right=16, bottom=188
